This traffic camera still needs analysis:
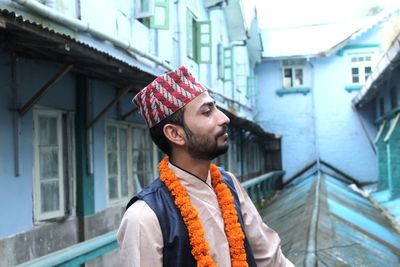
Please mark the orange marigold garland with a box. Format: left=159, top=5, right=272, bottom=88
left=158, top=156, right=248, bottom=267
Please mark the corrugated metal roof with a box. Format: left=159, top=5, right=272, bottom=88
left=353, top=29, right=400, bottom=107
left=261, top=172, right=400, bottom=266
left=260, top=10, right=395, bottom=59
left=0, top=6, right=164, bottom=83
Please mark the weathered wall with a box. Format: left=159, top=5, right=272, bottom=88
left=255, top=61, right=316, bottom=181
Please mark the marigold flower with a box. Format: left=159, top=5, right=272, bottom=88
left=158, top=156, right=248, bottom=267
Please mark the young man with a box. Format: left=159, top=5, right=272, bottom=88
left=117, top=66, right=293, bottom=267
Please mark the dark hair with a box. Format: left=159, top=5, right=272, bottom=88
left=149, top=107, right=185, bottom=156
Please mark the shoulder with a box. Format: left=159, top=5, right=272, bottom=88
left=124, top=199, right=159, bottom=226
left=218, top=167, right=242, bottom=190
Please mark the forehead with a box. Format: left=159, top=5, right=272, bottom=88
left=185, top=91, right=214, bottom=111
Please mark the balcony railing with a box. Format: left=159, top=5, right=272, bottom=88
left=17, top=171, right=284, bottom=266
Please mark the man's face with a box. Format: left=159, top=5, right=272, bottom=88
left=181, top=91, right=230, bottom=160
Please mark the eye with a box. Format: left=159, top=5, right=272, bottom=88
left=202, top=109, right=212, bottom=116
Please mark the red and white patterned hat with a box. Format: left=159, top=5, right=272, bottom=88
left=133, top=66, right=206, bottom=128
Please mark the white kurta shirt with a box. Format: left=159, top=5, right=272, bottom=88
left=117, top=162, right=294, bottom=267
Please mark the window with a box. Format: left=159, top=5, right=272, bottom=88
left=246, top=76, right=258, bottom=98
left=236, top=63, right=247, bottom=93
left=223, top=47, right=233, bottom=81
left=187, top=10, right=212, bottom=63
left=105, top=122, right=155, bottom=205
left=283, top=67, right=303, bottom=87
left=349, top=53, right=374, bottom=85
left=281, top=59, right=306, bottom=88
left=106, top=123, right=129, bottom=203
left=135, top=0, right=169, bottom=29
left=33, top=109, right=75, bottom=221
left=217, top=43, right=224, bottom=79
left=135, top=0, right=154, bottom=18
left=131, top=125, right=154, bottom=188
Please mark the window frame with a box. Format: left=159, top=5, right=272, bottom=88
left=33, top=108, right=76, bottom=222
left=348, top=52, right=375, bottom=85
left=186, top=9, right=212, bottom=63
left=280, top=59, right=306, bottom=89
left=135, top=0, right=155, bottom=18
left=105, top=121, right=130, bottom=205
left=223, top=47, right=233, bottom=81
left=105, top=121, right=156, bottom=206
left=150, top=0, right=170, bottom=29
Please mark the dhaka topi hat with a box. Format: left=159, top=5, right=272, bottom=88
left=133, top=66, right=206, bottom=128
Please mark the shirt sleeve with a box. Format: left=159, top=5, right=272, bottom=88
left=228, top=173, right=294, bottom=267
left=117, top=200, right=163, bottom=267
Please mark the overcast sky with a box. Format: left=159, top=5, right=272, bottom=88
left=251, top=0, right=399, bottom=29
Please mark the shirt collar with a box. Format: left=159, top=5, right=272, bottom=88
left=168, top=161, right=212, bottom=188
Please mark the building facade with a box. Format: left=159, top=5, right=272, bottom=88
left=0, top=0, right=281, bottom=265
left=255, top=11, right=399, bottom=183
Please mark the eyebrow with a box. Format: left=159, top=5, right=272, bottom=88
left=199, top=100, right=216, bottom=109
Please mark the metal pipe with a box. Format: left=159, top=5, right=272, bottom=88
left=12, top=0, right=173, bottom=71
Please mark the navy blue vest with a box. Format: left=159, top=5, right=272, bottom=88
left=126, top=168, right=257, bottom=267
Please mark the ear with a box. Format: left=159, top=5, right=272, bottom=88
left=163, top=124, right=186, bottom=146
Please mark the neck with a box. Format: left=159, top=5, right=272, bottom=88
left=169, top=154, right=211, bottom=181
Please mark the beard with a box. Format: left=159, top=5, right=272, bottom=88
left=182, top=123, right=229, bottom=160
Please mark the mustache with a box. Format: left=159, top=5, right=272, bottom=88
left=215, top=125, right=229, bottom=138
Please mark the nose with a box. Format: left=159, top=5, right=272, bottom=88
left=218, top=109, right=230, bottom=126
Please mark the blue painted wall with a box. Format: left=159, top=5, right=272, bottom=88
left=255, top=24, right=388, bottom=182
left=0, top=55, right=76, bottom=237
left=255, top=61, right=316, bottom=180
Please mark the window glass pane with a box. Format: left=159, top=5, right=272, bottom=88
left=107, top=126, right=117, bottom=150
left=283, top=68, right=293, bottom=87
left=108, top=152, right=118, bottom=175
left=351, top=67, right=359, bottom=83
left=224, top=68, right=232, bottom=81
left=108, top=176, right=118, bottom=199
left=120, top=127, right=128, bottom=197
left=153, top=6, right=166, bottom=26
left=365, top=66, right=372, bottom=80
left=140, top=0, right=149, bottom=12
left=40, top=181, right=60, bottom=212
left=121, top=174, right=129, bottom=197
left=39, top=117, right=58, bottom=146
left=39, top=147, right=59, bottom=180
left=294, top=68, right=303, bottom=86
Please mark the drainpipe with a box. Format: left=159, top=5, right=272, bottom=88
left=174, top=0, right=181, bottom=66
left=308, top=60, right=320, bottom=169
left=12, top=0, right=173, bottom=71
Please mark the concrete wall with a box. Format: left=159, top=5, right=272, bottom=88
left=255, top=61, right=316, bottom=181
left=0, top=54, right=77, bottom=237
left=312, top=55, right=377, bottom=182
left=255, top=24, right=390, bottom=182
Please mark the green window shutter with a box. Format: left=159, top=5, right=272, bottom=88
left=246, top=76, right=259, bottom=97
left=187, top=11, right=195, bottom=59
left=196, top=21, right=212, bottom=64
left=150, top=0, right=169, bottom=29
left=254, top=76, right=258, bottom=96
left=246, top=76, right=252, bottom=98
left=223, top=48, right=233, bottom=81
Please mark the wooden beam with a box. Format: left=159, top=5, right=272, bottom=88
left=18, top=64, right=73, bottom=116
left=87, top=86, right=131, bottom=129
left=121, top=106, right=138, bottom=120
